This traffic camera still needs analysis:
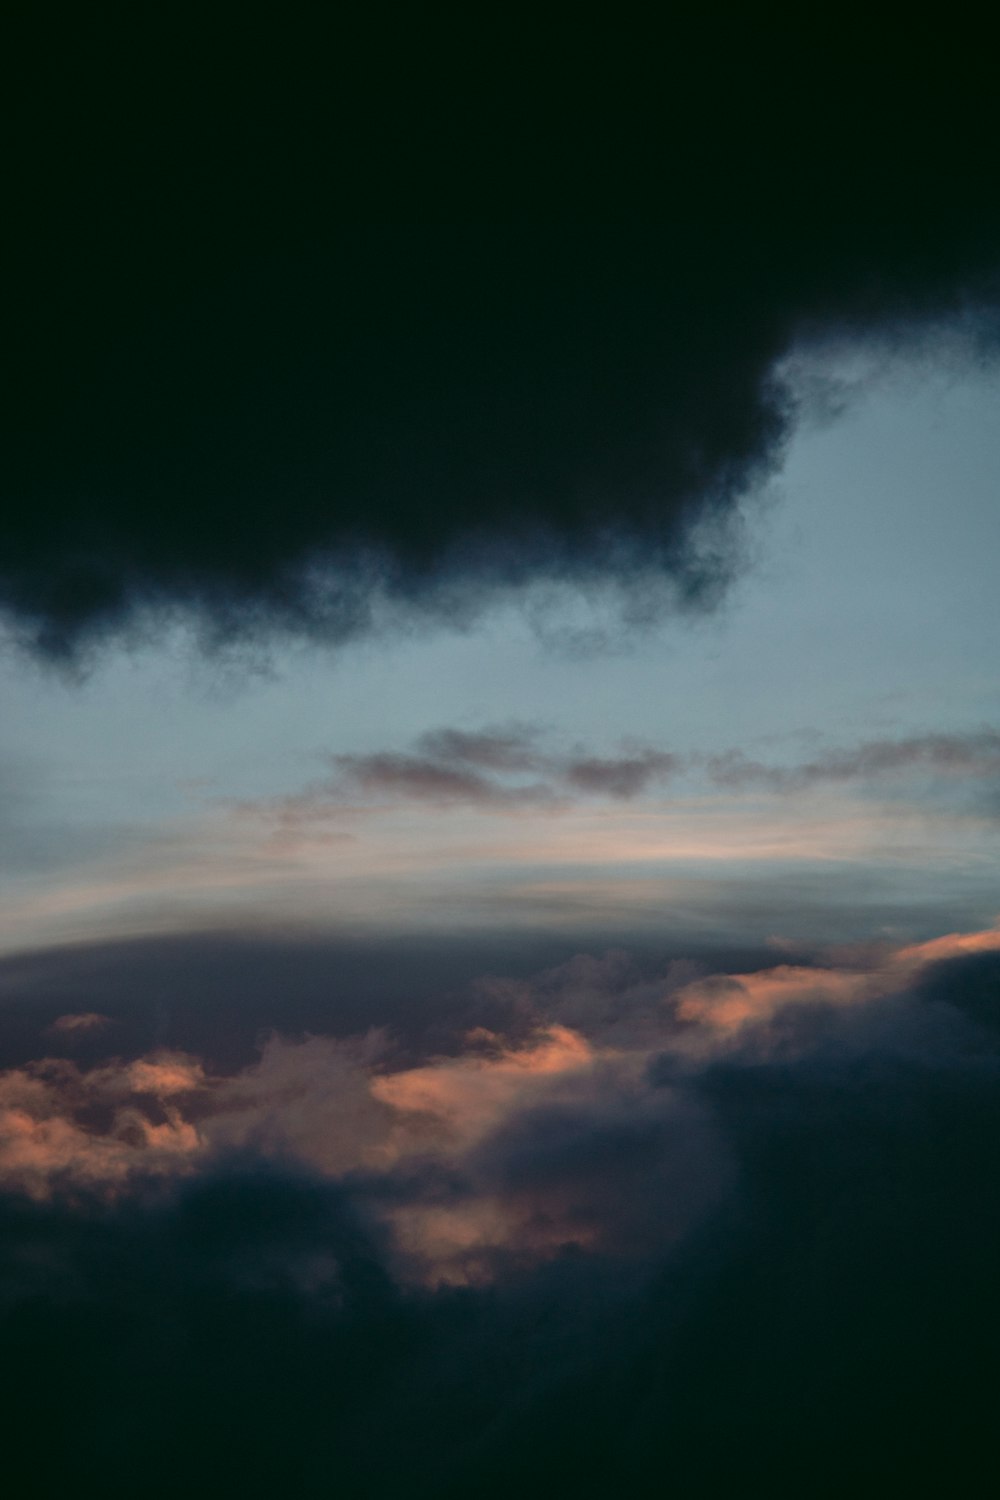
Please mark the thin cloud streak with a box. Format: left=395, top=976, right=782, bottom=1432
left=3, top=780, right=999, bottom=958
left=705, top=730, right=1000, bottom=790
left=3, top=726, right=999, bottom=958
left=274, top=724, right=1000, bottom=814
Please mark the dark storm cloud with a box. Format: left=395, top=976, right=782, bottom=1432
left=2, top=17, right=998, bottom=657
left=1, top=940, right=999, bottom=1495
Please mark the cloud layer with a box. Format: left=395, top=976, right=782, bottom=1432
left=3, top=19, right=999, bottom=656
left=2, top=923, right=999, bottom=1492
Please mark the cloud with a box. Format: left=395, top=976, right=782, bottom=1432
left=325, top=747, right=683, bottom=809
left=0, top=1051, right=204, bottom=1198
left=3, top=922, right=997, bottom=1274
left=561, top=750, right=681, bottom=798
left=332, top=731, right=683, bottom=809
left=2, top=923, right=1000, bottom=1491
left=369, top=1024, right=596, bottom=1153
left=3, top=16, right=998, bottom=658
left=706, top=730, right=1000, bottom=791
left=241, top=725, right=1000, bottom=827
left=673, top=963, right=866, bottom=1034
left=227, top=728, right=686, bottom=831
left=327, top=752, right=555, bottom=809
left=46, top=1011, right=110, bottom=1034
left=414, top=726, right=546, bottom=773
left=247, top=725, right=685, bottom=821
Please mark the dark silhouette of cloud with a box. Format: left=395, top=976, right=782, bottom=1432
left=2, top=17, right=998, bottom=657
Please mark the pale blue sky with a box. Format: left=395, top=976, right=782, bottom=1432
left=2, top=350, right=998, bottom=954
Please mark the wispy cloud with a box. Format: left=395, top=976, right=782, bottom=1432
left=242, top=724, right=1000, bottom=819
left=704, top=730, right=1000, bottom=790
left=233, top=724, right=685, bottom=823
left=46, top=1012, right=110, bottom=1035
left=4, top=726, right=998, bottom=958
left=325, top=726, right=683, bottom=809
left=327, top=752, right=556, bottom=808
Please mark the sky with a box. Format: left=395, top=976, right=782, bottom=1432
left=2, top=15, right=1000, bottom=1499
left=3, top=351, right=998, bottom=957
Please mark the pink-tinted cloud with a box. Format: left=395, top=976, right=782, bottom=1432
left=46, top=1011, right=111, bottom=1034
left=2, top=921, right=997, bottom=1279
left=892, top=925, right=1000, bottom=968
left=671, top=921, right=1000, bottom=1035
left=0, top=1054, right=203, bottom=1198
left=674, top=964, right=866, bottom=1032
left=371, top=1024, right=596, bottom=1157
left=123, top=1055, right=206, bottom=1097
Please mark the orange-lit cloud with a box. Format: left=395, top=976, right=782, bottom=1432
left=0, top=1054, right=203, bottom=1198
left=123, top=1055, right=206, bottom=1097
left=893, top=925, right=1000, bottom=968
left=674, top=964, right=866, bottom=1031
left=47, top=1012, right=110, bottom=1033
left=673, top=921, right=1000, bottom=1033
left=370, top=1024, right=596, bottom=1158
left=1, top=921, right=997, bottom=1278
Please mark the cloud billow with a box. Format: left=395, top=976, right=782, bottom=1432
left=2, top=20, right=999, bottom=658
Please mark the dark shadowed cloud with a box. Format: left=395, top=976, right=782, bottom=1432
left=2, top=17, right=998, bottom=657
left=1, top=930, right=999, bottom=1495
